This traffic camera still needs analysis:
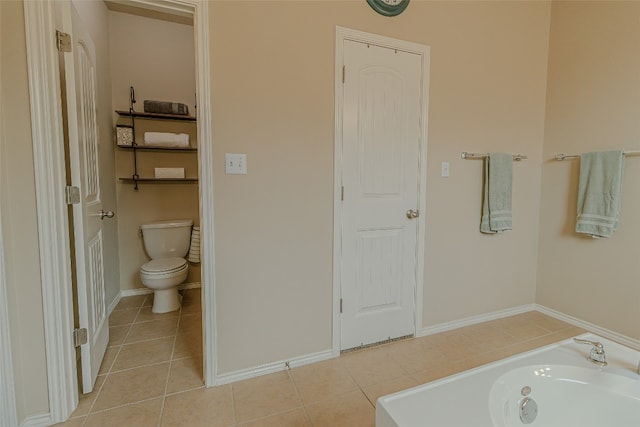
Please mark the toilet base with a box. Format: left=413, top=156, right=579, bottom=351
left=152, top=288, right=181, bottom=313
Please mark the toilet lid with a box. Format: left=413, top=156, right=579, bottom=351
left=141, top=257, right=187, bottom=274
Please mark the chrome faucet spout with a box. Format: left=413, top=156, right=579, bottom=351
left=573, top=338, right=607, bottom=366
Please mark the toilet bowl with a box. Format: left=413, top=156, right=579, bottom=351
left=140, top=257, right=189, bottom=312
left=139, top=219, right=193, bottom=313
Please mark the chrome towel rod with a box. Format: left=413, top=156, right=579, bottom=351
left=554, top=150, right=640, bottom=160
left=461, top=152, right=527, bottom=161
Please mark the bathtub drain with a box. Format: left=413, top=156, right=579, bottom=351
left=519, top=396, right=538, bottom=424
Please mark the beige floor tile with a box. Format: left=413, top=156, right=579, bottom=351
left=53, top=416, right=86, bottom=426
left=238, top=408, right=310, bottom=427
left=167, top=357, right=204, bottom=394
left=362, top=375, right=419, bottom=407
left=341, top=346, right=408, bottom=387
left=290, top=359, right=358, bottom=404
left=85, top=398, right=163, bottom=427
left=115, top=295, right=148, bottom=310
left=181, top=289, right=201, bottom=315
left=178, top=313, right=202, bottom=335
left=108, top=324, right=130, bottom=347
left=111, top=337, right=174, bottom=372
left=92, top=363, right=170, bottom=411
left=98, top=346, right=119, bottom=375
left=142, top=294, right=153, bottom=307
left=173, top=331, right=202, bottom=359
left=305, top=390, right=375, bottom=427
left=72, top=375, right=106, bottom=417
left=386, top=338, right=449, bottom=373
left=124, top=318, right=179, bottom=344
left=412, top=362, right=459, bottom=385
left=162, top=386, right=235, bottom=427
left=495, top=316, right=552, bottom=340
left=135, top=305, right=180, bottom=323
left=109, top=308, right=139, bottom=326
left=233, top=371, right=301, bottom=423
left=554, top=326, right=587, bottom=339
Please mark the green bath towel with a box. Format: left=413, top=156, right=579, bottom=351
left=480, top=153, right=513, bottom=234
left=576, top=150, right=624, bottom=238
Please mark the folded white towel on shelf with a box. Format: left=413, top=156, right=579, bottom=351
left=143, top=132, right=190, bottom=147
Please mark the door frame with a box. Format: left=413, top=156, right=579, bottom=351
left=332, top=27, right=430, bottom=355
left=22, top=0, right=216, bottom=423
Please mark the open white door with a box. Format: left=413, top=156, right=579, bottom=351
left=63, top=5, right=110, bottom=393
left=340, top=39, right=423, bottom=350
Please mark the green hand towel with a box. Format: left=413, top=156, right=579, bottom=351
left=576, top=150, right=624, bottom=238
left=480, top=153, right=513, bottom=234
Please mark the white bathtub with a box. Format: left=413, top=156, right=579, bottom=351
left=376, top=334, right=640, bottom=427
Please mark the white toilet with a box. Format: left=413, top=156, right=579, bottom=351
left=140, top=219, right=193, bottom=313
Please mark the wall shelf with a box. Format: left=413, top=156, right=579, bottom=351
left=115, top=96, right=197, bottom=190
left=119, top=177, right=198, bottom=184
left=117, top=145, right=197, bottom=152
left=115, top=110, right=196, bottom=122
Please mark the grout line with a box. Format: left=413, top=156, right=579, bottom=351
left=83, top=299, right=149, bottom=419
left=157, top=293, right=186, bottom=426
left=83, top=395, right=167, bottom=417
left=230, top=383, right=239, bottom=426
left=285, top=368, right=313, bottom=425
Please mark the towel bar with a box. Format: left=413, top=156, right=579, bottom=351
left=555, top=150, right=640, bottom=161
left=461, top=152, right=527, bottom=161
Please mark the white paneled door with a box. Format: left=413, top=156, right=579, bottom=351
left=340, top=39, right=423, bottom=350
left=63, top=5, right=109, bottom=393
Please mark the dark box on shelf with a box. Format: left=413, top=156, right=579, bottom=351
left=143, top=100, right=189, bottom=116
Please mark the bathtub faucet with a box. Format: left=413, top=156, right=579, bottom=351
left=573, top=338, right=607, bottom=366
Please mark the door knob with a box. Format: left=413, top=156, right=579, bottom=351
left=99, top=210, right=115, bottom=220
left=406, top=209, right=419, bottom=219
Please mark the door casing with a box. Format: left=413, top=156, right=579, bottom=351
left=333, top=26, right=430, bottom=355
left=22, top=0, right=216, bottom=423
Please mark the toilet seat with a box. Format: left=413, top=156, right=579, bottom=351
left=140, top=257, right=188, bottom=277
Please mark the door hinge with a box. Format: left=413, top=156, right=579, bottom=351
left=340, top=298, right=343, bottom=314
left=341, top=186, right=344, bottom=201
left=73, top=328, right=88, bottom=347
left=56, top=30, right=72, bottom=52
left=65, top=186, right=80, bottom=205
left=342, top=65, right=346, bottom=84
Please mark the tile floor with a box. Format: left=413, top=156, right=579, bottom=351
left=57, top=292, right=585, bottom=427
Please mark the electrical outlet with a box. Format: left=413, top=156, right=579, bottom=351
left=225, top=153, right=247, bottom=174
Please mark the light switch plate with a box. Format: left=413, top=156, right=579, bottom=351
left=225, top=153, right=247, bottom=174
left=441, top=161, right=450, bottom=178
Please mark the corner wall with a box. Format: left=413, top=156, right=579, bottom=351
left=0, top=1, right=49, bottom=422
left=537, top=1, right=640, bottom=340
left=210, top=1, right=551, bottom=374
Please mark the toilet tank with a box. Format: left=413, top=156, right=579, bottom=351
left=140, top=219, right=193, bottom=259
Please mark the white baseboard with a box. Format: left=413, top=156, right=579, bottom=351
left=419, top=304, right=536, bottom=337
left=215, top=349, right=334, bottom=385
left=21, top=413, right=52, bottom=427
left=535, top=304, right=640, bottom=351
left=107, top=293, right=122, bottom=316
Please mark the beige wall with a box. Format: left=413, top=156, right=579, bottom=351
left=109, top=11, right=200, bottom=291
left=211, top=1, right=551, bottom=373
left=0, top=1, right=50, bottom=422
left=537, top=1, right=640, bottom=340
left=72, top=0, right=122, bottom=307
